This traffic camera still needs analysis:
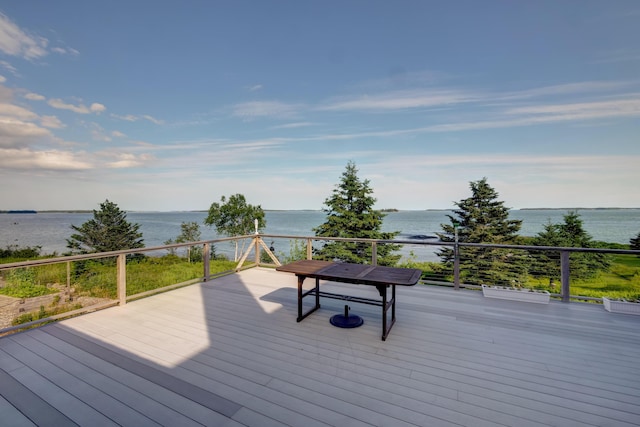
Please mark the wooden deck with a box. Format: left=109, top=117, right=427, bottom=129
left=1, top=267, right=639, bottom=427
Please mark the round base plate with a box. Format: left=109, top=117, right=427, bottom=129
left=330, top=314, right=364, bottom=328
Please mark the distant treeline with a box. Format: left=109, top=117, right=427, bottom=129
left=1, top=210, right=37, bottom=214
left=0, top=210, right=94, bottom=214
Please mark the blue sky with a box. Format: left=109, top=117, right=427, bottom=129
left=1, top=1, right=639, bottom=211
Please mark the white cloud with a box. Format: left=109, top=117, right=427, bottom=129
left=47, top=98, right=91, bottom=114
left=498, top=81, right=634, bottom=101
left=111, top=113, right=138, bottom=121
left=505, top=98, right=640, bottom=119
left=416, top=96, right=640, bottom=132
left=246, top=84, right=263, bottom=92
left=320, top=89, right=480, bottom=112
left=104, top=152, right=155, bottom=168
left=0, top=13, right=49, bottom=59
left=40, top=115, right=65, bottom=129
left=0, top=103, right=38, bottom=120
left=51, top=46, right=80, bottom=56
left=0, top=75, right=5, bottom=83
left=90, top=103, right=106, bottom=113
left=142, top=114, right=164, bottom=125
left=48, top=98, right=106, bottom=114
left=271, top=122, right=315, bottom=130
left=111, top=130, right=126, bottom=138
left=24, top=92, right=46, bottom=101
left=89, top=123, right=112, bottom=142
left=0, top=118, right=51, bottom=147
left=0, top=148, right=92, bottom=170
left=111, top=113, right=163, bottom=124
left=0, top=60, right=19, bottom=77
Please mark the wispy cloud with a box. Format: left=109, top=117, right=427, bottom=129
left=40, top=115, right=65, bottom=129
left=271, top=121, right=315, bottom=130
left=51, top=46, right=80, bottom=56
left=0, top=147, right=92, bottom=170
left=0, top=13, right=48, bottom=59
left=0, top=13, right=78, bottom=61
left=142, top=114, right=164, bottom=125
left=319, top=89, right=480, bottom=112
left=111, top=113, right=138, bottom=121
left=24, top=92, right=46, bottom=101
left=0, top=118, right=51, bottom=148
left=497, top=81, right=635, bottom=101
left=87, top=122, right=112, bottom=142
left=48, top=98, right=106, bottom=114
left=104, top=152, right=155, bottom=169
left=0, top=103, right=38, bottom=120
left=111, top=113, right=164, bottom=124
left=505, top=98, right=640, bottom=118
left=0, top=60, right=19, bottom=77
left=246, top=84, right=263, bottom=92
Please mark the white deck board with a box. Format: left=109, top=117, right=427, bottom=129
left=1, top=267, right=640, bottom=426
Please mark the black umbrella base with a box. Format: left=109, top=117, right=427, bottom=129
left=330, top=305, right=364, bottom=328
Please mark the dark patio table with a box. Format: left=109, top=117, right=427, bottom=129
left=276, top=260, right=422, bottom=340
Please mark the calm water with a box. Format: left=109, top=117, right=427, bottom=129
left=1, top=209, right=638, bottom=257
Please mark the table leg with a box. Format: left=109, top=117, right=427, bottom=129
left=296, top=274, right=321, bottom=322
left=381, top=284, right=397, bottom=341
left=297, top=275, right=304, bottom=321
left=382, top=286, right=387, bottom=340
left=392, top=284, right=396, bottom=323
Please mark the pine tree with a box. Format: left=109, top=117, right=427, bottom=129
left=313, top=161, right=400, bottom=266
left=66, top=199, right=144, bottom=254
left=531, top=211, right=611, bottom=280
left=436, top=177, right=527, bottom=286
left=629, top=231, right=640, bottom=251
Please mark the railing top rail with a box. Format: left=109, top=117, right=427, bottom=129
left=0, top=234, right=255, bottom=270
left=3, top=233, right=639, bottom=271
left=261, top=234, right=640, bottom=255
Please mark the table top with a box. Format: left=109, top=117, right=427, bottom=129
left=276, top=260, right=422, bottom=286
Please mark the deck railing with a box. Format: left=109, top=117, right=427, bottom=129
left=1, top=233, right=639, bottom=334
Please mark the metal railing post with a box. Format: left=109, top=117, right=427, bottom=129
left=560, top=250, right=570, bottom=302
left=254, top=237, right=260, bottom=265
left=453, top=246, right=460, bottom=290
left=66, top=261, right=71, bottom=294
left=371, top=242, right=378, bottom=266
left=117, top=254, right=126, bottom=305
left=203, top=243, right=210, bottom=281
left=453, top=224, right=460, bottom=290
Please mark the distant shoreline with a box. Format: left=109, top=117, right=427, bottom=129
left=1, top=207, right=638, bottom=214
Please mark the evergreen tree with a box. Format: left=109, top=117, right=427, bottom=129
left=204, top=194, right=265, bottom=261
left=313, top=161, right=400, bottom=266
left=531, top=211, right=611, bottom=280
left=630, top=231, right=640, bottom=251
left=436, top=177, right=527, bottom=285
left=66, top=199, right=144, bottom=254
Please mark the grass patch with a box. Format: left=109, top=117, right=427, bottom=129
left=69, top=256, right=238, bottom=298
left=400, top=254, right=640, bottom=299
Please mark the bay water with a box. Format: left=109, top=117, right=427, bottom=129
left=1, top=209, right=638, bottom=259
